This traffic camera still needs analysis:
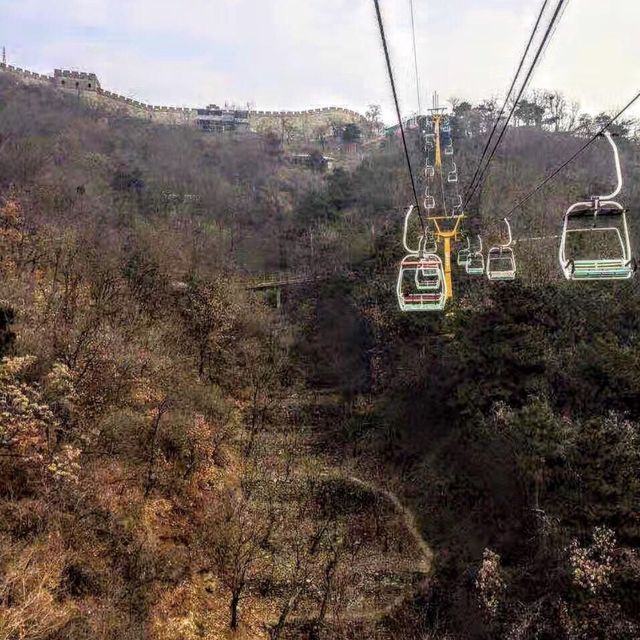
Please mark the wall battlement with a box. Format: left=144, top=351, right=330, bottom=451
left=0, top=62, right=366, bottom=132
left=55, top=69, right=100, bottom=81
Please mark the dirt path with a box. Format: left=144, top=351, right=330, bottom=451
left=343, top=474, right=432, bottom=573
left=276, top=472, right=433, bottom=629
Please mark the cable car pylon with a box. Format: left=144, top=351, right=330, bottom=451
left=425, top=92, right=464, bottom=303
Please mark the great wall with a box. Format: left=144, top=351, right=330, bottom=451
left=0, top=63, right=366, bottom=134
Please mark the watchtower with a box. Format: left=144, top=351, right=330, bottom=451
left=53, top=69, right=101, bottom=92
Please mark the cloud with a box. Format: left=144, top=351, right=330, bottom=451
left=0, top=0, right=638, bottom=120
left=535, top=0, right=640, bottom=116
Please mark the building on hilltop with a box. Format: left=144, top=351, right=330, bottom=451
left=54, top=69, right=101, bottom=92
left=195, top=104, right=250, bottom=133
left=289, top=153, right=335, bottom=171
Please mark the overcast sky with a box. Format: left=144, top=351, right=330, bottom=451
left=1, top=0, right=638, bottom=122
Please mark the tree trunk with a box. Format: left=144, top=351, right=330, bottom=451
left=270, top=586, right=303, bottom=639
left=230, top=590, right=240, bottom=630
left=198, top=342, right=206, bottom=378
left=144, top=398, right=168, bottom=497
left=316, top=556, right=337, bottom=629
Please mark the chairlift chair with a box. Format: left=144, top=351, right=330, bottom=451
left=487, top=219, right=516, bottom=281
left=423, top=186, right=436, bottom=211
left=448, top=162, right=458, bottom=183
left=424, top=162, right=435, bottom=179
left=465, top=235, right=485, bottom=275
left=397, top=207, right=447, bottom=311
left=452, top=194, right=463, bottom=215
left=440, top=126, right=453, bottom=155
left=398, top=254, right=447, bottom=311
left=457, top=235, right=471, bottom=267
left=558, top=132, right=635, bottom=281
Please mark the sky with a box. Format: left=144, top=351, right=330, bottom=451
left=1, top=0, right=639, bottom=123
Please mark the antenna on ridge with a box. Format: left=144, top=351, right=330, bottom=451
left=2, top=47, right=6, bottom=65
left=429, top=91, right=445, bottom=114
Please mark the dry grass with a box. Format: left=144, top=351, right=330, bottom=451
left=0, top=533, right=76, bottom=640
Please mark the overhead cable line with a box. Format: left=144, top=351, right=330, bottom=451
left=409, top=0, right=422, bottom=115
left=463, top=0, right=551, bottom=203
left=373, top=0, right=426, bottom=234
left=503, top=89, right=640, bottom=219
left=463, top=0, right=568, bottom=210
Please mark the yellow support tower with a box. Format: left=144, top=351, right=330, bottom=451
left=431, top=215, right=464, bottom=299
left=427, top=112, right=464, bottom=300
left=433, top=114, right=443, bottom=170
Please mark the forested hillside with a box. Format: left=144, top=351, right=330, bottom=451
left=1, top=71, right=640, bottom=640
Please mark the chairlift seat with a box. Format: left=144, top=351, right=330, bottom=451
left=401, top=293, right=446, bottom=312
left=457, top=249, right=470, bottom=267
left=415, top=259, right=443, bottom=290
left=397, top=254, right=447, bottom=311
left=568, top=205, right=625, bottom=218
left=464, top=236, right=485, bottom=275
left=424, top=195, right=436, bottom=210
left=560, top=205, right=633, bottom=281
left=567, top=258, right=633, bottom=280
left=466, top=254, right=485, bottom=275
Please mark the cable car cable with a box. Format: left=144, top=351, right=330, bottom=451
left=373, top=0, right=426, bottom=234
left=464, top=0, right=567, bottom=209
left=409, top=0, right=422, bottom=116
left=463, top=0, right=568, bottom=210
left=463, top=0, right=550, bottom=202
left=503, top=89, right=640, bottom=220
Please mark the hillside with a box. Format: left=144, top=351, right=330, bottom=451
left=1, top=72, right=640, bottom=640
left=0, top=62, right=369, bottom=142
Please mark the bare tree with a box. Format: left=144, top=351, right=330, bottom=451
left=204, top=470, right=276, bottom=630
left=143, top=396, right=170, bottom=497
